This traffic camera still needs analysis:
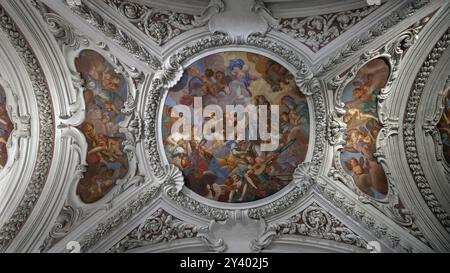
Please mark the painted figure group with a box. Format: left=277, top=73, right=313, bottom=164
left=75, top=50, right=129, bottom=203
left=163, top=52, right=310, bottom=203
left=341, top=59, right=390, bottom=199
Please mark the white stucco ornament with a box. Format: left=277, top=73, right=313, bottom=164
left=207, top=0, right=280, bottom=40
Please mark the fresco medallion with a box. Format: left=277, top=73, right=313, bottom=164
left=161, top=52, right=310, bottom=203
left=75, top=50, right=129, bottom=203
left=340, top=58, right=390, bottom=199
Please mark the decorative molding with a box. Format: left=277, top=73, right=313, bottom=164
left=251, top=202, right=368, bottom=252
left=377, top=14, right=433, bottom=104
left=33, top=2, right=156, bottom=252
left=108, top=89, right=145, bottom=200
left=328, top=14, right=430, bottom=194
left=39, top=204, right=82, bottom=252
left=197, top=223, right=227, bottom=252
left=327, top=111, right=346, bottom=146
left=279, top=5, right=379, bottom=52
left=423, top=76, right=450, bottom=164
left=166, top=191, right=231, bottom=222
left=108, top=208, right=199, bottom=253
left=403, top=27, right=450, bottom=232
left=0, top=79, right=31, bottom=172
left=251, top=0, right=281, bottom=32
left=1, top=0, right=444, bottom=253
left=203, top=0, right=278, bottom=40
left=38, top=126, right=87, bottom=252
left=80, top=184, right=161, bottom=252
left=10, top=110, right=31, bottom=140
left=193, top=0, right=224, bottom=27
left=158, top=164, right=184, bottom=196
left=65, top=0, right=161, bottom=70
left=33, top=0, right=89, bottom=50
left=33, top=1, right=88, bottom=125
left=39, top=2, right=148, bottom=200
left=315, top=0, right=431, bottom=77
left=102, top=0, right=213, bottom=46
left=315, top=177, right=418, bottom=252
left=0, top=5, right=55, bottom=251
left=144, top=32, right=232, bottom=178
left=197, top=211, right=265, bottom=253
left=141, top=32, right=327, bottom=220
left=324, top=16, right=435, bottom=245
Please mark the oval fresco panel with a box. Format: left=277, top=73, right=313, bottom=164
left=0, top=85, right=13, bottom=168
left=75, top=50, right=129, bottom=203
left=162, top=51, right=310, bottom=203
left=340, top=58, right=390, bottom=199
left=437, top=89, right=450, bottom=164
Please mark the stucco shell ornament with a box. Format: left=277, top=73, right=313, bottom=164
left=1, top=0, right=446, bottom=254
left=143, top=36, right=325, bottom=220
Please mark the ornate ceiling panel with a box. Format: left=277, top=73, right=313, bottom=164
left=0, top=0, right=449, bottom=253
left=0, top=3, right=54, bottom=251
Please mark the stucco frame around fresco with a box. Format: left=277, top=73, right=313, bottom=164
left=327, top=22, right=424, bottom=227
left=144, top=38, right=323, bottom=215
left=15, top=0, right=448, bottom=253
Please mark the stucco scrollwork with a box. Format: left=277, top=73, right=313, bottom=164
left=37, top=0, right=147, bottom=205
left=33, top=0, right=88, bottom=124
left=251, top=0, right=281, bottom=32
left=39, top=204, right=82, bottom=252
left=0, top=0, right=447, bottom=255
left=0, top=79, right=31, bottom=172
left=327, top=111, right=346, bottom=147
left=34, top=2, right=152, bottom=252
left=141, top=31, right=326, bottom=221
left=279, top=5, right=379, bottom=52
left=325, top=19, right=433, bottom=244
left=315, top=0, right=431, bottom=77
left=0, top=5, right=55, bottom=251
left=80, top=184, right=161, bottom=252
left=251, top=203, right=368, bottom=252
left=197, top=211, right=265, bottom=253
left=193, top=0, right=225, bottom=27
left=102, top=0, right=222, bottom=46
left=65, top=0, right=161, bottom=70
left=403, top=28, right=450, bottom=232
left=108, top=208, right=199, bottom=253
left=315, top=176, right=421, bottom=252
left=423, top=76, right=450, bottom=166
left=33, top=0, right=89, bottom=51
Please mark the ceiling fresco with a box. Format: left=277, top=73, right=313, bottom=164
left=0, top=85, right=13, bottom=168
left=75, top=49, right=130, bottom=203
left=162, top=51, right=310, bottom=203
left=340, top=58, right=389, bottom=199
left=0, top=0, right=449, bottom=254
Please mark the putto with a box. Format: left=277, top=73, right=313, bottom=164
left=169, top=97, right=280, bottom=152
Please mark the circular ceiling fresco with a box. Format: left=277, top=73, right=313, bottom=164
left=161, top=51, right=310, bottom=203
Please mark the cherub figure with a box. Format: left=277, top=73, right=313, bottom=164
left=345, top=157, right=372, bottom=195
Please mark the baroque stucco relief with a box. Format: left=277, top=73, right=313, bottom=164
left=0, top=0, right=448, bottom=253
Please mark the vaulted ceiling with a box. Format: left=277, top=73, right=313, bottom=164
left=0, top=0, right=449, bottom=253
